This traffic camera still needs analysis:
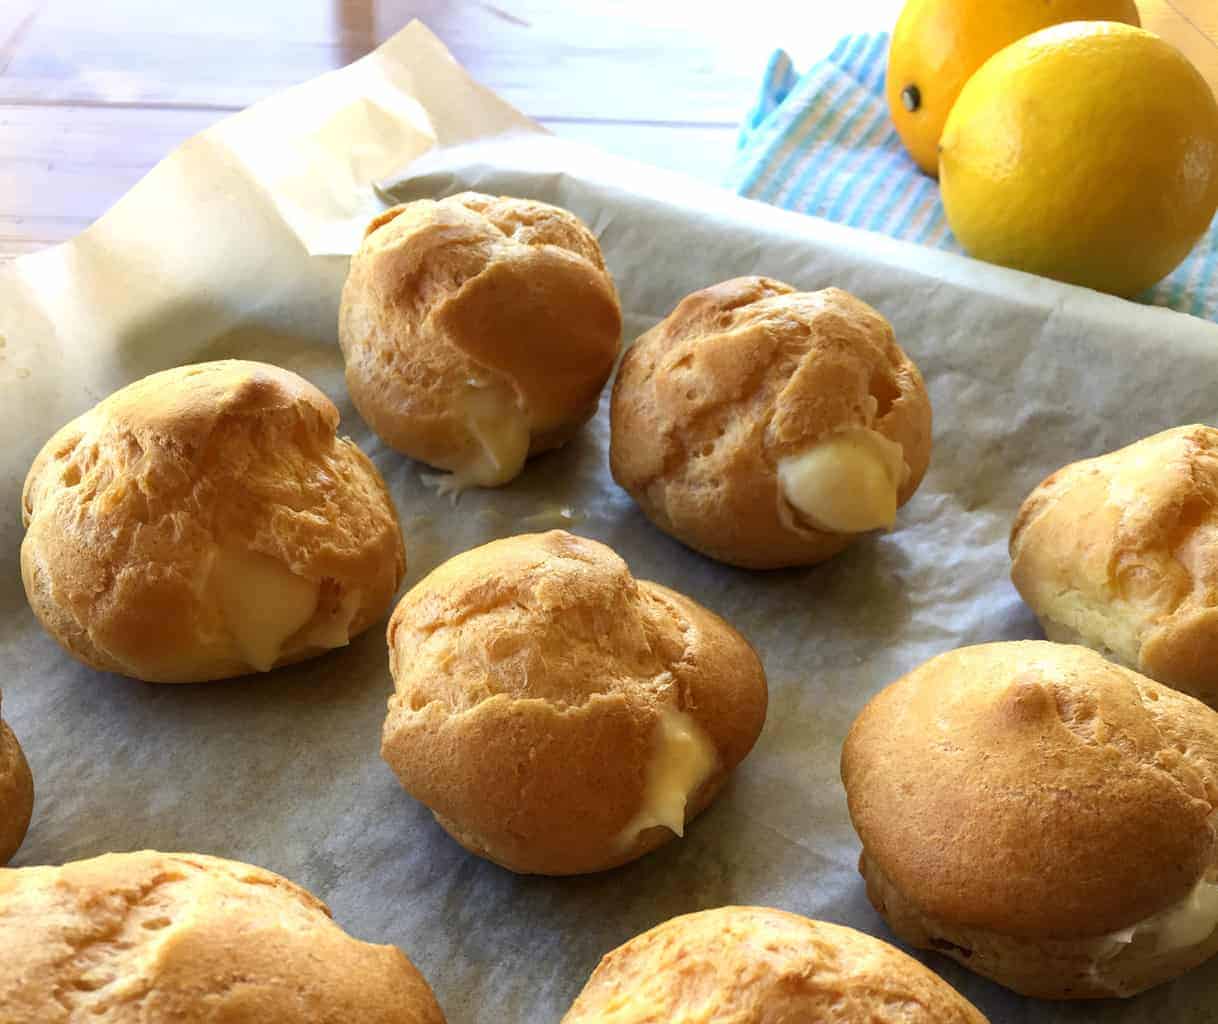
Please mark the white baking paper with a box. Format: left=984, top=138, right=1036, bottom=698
left=3, top=19, right=1218, bottom=1024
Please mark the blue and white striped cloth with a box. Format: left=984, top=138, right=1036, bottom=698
left=726, top=32, right=1218, bottom=320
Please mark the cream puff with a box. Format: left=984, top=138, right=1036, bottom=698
left=842, top=640, right=1218, bottom=998
left=610, top=277, right=931, bottom=568
left=0, top=694, right=32, bottom=865
left=562, top=906, right=988, bottom=1022
left=339, top=193, right=622, bottom=492
left=0, top=850, right=446, bottom=1022
left=1011, top=424, right=1218, bottom=703
left=21, top=360, right=406, bottom=683
left=380, top=530, right=767, bottom=874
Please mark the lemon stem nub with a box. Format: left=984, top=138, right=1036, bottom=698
left=901, top=84, right=921, bottom=112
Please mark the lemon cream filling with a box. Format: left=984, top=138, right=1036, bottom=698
left=303, top=588, right=363, bottom=652
left=616, top=708, right=717, bottom=849
left=213, top=548, right=319, bottom=672
left=428, top=380, right=530, bottom=495
left=1095, top=878, right=1218, bottom=958
left=778, top=428, right=908, bottom=534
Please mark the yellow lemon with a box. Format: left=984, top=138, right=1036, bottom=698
left=940, top=22, right=1218, bottom=297
left=886, top=0, right=1140, bottom=176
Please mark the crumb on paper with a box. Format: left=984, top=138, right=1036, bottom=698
left=420, top=470, right=465, bottom=504
left=520, top=505, right=585, bottom=530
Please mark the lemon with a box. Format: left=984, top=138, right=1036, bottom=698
left=940, top=22, right=1218, bottom=297
left=886, top=0, right=1140, bottom=176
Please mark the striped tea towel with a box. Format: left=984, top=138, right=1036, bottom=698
left=726, top=32, right=1218, bottom=320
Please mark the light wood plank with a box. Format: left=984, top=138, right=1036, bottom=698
left=0, top=103, right=739, bottom=258
left=6, top=0, right=1213, bottom=121
left=0, top=0, right=41, bottom=67
left=1166, top=0, right=1218, bottom=42
left=0, top=0, right=901, bottom=121
left=0, top=218, right=90, bottom=262
left=1142, top=0, right=1218, bottom=92
left=4, top=0, right=1216, bottom=265
left=0, top=105, right=220, bottom=225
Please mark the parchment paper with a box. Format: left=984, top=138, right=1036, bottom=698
left=4, top=19, right=1218, bottom=1024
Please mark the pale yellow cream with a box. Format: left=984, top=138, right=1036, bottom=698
left=304, top=588, right=362, bottom=652
left=430, top=380, right=530, bottom=495
left=616, top=707, right=717, bottom=849
left=777, top=428, right=908, bottom=534
left=1151, top=880, right=1218, bottom=952
left=1095, top=878, right=1218, bottom=958
left=212, top=548, right=319, bottom=672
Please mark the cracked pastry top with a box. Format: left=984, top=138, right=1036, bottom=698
left=0, top=692, right=32, bottom=865
left=561, top=906, right=988, bottom=1023
left=380, top=529, right=768, bottom=875
left=1011, top=424, right=1218, bottom=704
left=609, top=277, right=932, bottom=569
left=20, top=360, right=406, bottom=683
left=0, top=850, right=446, bottom=1022
left=841, top=640, right=1218, bottom=999
left=339, top=192, right=622, bottom=493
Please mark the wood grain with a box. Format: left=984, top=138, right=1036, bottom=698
left=1143, top=0, right=1218, bottom=88
left=0, top=102, right=738, bottom=254
left=0, top=0, right=884, bottom=119
left=1, top=0, right=1215, bottom=262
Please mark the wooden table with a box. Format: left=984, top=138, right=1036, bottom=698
left=3, top=0, right=1216, bottom=263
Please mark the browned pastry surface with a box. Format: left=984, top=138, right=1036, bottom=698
left=381, top=530, right=768, bottom=875
left=860, top=848, right=1218, bottom=999
left=0, top=694, right=32, bottom=865
left=610, top=277, right=932, bottom=568
left=339, top=192, right=621, bottom=485
left=842, top=640, right=1218, bottom=998
left=1011, top=424, right=1218, bottom=703
left=0, top=851, right=446, bottom=1023
left=21, top=359, right=406, bottom=683
left=561, top=905, right=988, bottom=1023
